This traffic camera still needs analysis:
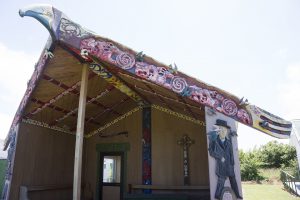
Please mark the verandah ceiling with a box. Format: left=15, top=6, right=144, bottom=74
left=22, top=46, right=204, bottom=136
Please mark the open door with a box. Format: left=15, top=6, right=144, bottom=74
left=99, top=152, right=124, bottom=200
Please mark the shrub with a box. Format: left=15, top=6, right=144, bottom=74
left=239, top=150, right=264, bottom=181
left=257, top=141, right=296, bottom=168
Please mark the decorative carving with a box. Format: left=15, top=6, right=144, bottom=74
left=142, top=107, right=152, bottom=194
left=221, top=187, right=236, bottom=200
left=60, top=18, right=90, bottom=39
left=208, top=119, right=242, bottom=199
left=136, top=51, right=145, bottom=62
left=88, top=62, right=145, bottom=104
left=177, top=134, right=195, bottom=185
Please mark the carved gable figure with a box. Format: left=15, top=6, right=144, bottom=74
left=208, top=119, right=242, bottom=200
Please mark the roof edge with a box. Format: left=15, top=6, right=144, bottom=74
left=4, top=37, right=56, bottom=150
left=16, top=4, right=292, bottom=139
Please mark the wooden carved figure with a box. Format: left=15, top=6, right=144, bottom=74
left=208, top=119, right=242, bottom=199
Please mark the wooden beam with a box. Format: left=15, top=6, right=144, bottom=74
left=133, top=84, right=203, bottom=112
left=85, top=97, right=130, bottom=124
left=73, top=64, right=88, bottom=200
left=49, top=86, right=115, bottom=126
left=26, top=81, right=81, bottom=116
left=42, top=74, right=120, bottom=115
left=27, top=98, right=101, bottom=126
left=69, top=97, right=130, bottom=132
left=178, top=96, right=198, bottom=120
left=144, top=83, right=174, bottom=111
left=26, top=73, right=95, bottom=117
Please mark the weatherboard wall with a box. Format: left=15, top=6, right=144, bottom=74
left=84, top=109, right=143, bottom=199
left=8, top=107, right=208, bottom=199
left=10, top=123, right=75, bottom=200
left=151, top=108, right=209, bottom=187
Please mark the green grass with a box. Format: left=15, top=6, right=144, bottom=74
left=0, top=159, right=7, bottom=193
left=242, top=183, right=299, bottom=200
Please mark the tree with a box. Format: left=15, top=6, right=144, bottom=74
left=257, top=141, right=296, bottom=168
left=239, top=150, right=264, bottom=181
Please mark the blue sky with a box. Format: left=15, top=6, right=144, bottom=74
left=0, top=0, right=300, bottom=150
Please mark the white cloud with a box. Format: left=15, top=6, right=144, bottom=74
left=0, top=42, right=38, bottom=139
left=278, top=48, right=288, bottom=59
left=277, top=64, right=300, bottom=120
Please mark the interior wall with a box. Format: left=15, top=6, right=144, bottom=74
left=84, top=107, right=209, bottom=198
left=9, top=122, right=75, bottom=200
left=152, top=108, right=209, bottom=186
left=84, top=110, right=142, bottom=199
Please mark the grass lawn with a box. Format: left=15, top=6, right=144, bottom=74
left=242, top=183, right=299, bottom=200
left=0, top=159, right=6, bottom=193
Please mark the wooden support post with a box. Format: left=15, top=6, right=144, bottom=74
left=73, top=64, right=89, bottom=200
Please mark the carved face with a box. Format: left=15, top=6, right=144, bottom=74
left=218, top=126, right=229, bottom=140
left=135, top=62, right=150, bottom=79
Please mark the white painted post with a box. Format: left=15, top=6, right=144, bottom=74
left=73, top=64, right=89, bottom=200
left=205, top=107, right=243, bottom=200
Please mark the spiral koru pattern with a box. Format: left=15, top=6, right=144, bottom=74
left=116, top=53, right=135, bottom=70
left=171, top=76, right=187, bottom=93
left=221, top=99, right=238, bottom=116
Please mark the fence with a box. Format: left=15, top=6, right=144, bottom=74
left=280, top=169, right=300, bottom=196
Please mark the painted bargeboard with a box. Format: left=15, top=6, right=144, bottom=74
left=15, top=4, right=292, bottom=144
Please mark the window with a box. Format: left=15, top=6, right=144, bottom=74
left=103, top=156, right=121, bottom=183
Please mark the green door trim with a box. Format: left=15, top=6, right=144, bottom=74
left=96, top=143, right=130, bottom=152
left=96, top=143, right=130, bottom=200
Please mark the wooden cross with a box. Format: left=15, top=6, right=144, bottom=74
left=177, top=134, right=195, bottom=185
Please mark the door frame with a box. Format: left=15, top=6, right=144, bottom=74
left=96, top=143, right=130, bottom=200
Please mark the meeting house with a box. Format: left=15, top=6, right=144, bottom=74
left=2, top=4, right=292, bottom=200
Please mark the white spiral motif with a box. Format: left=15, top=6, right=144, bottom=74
left=171, top=76, right=187, bottom=93
left=116, top=53, right=135, bottom=70
left=221, top=99, right=238, bottom=116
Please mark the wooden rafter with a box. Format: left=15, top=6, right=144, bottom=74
left=178, top=96, right=198, bottom=119
left=26, top=73, right=96, bottom=117
left=27, top=80, right=80, bottom=116
left=50, top=86, right=115, bottom=126
left=70, top=97, right=130, bottom=132
left=143, top=83, right=174, bottom=111
left=27, top=98, right=101, bottom=126
left=42, top=74, right=121, bottom=116
left=94, top=61, right=151, bottom=105
left=86, top=97, right=130, bottom=124
left=133, top=85, right=202, bottom=112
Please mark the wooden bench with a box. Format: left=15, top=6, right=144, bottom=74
left=126, top=184, right=210, bottom=200
left=19, top=184, right=74, bottom=200
left=125, top=193, right=189, bottom=200
left=128, top=184, right=209, bottom=193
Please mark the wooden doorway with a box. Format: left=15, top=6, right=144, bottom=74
left=99, top=152, right=124, bottom=200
